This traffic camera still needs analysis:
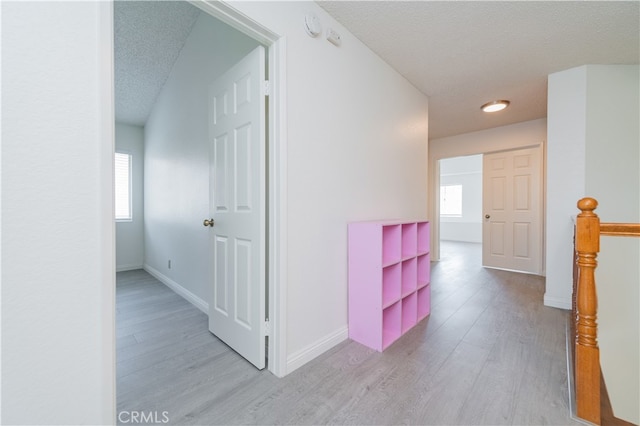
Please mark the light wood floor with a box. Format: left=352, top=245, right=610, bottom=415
left=117, top=241, right=580, bottom=425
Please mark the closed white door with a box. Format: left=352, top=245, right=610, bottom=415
left=207, top=46, right=266, bottom=369
left=482, top=147, right=542, bottom=274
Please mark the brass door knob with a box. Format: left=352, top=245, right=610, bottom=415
left=485, top=214, right=490, bottom=219
left=203, top=218, right=215, bottom=227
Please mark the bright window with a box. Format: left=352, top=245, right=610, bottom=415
left=440, top=184, right=462, bottom=216
left=115, top=152, right=132, bottom=221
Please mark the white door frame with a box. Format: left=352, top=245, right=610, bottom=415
left=429, top=143, right=544, bottom=277
left=101, top=0, right=288, bottom=379
left=186, top=0, right=288, bottom=377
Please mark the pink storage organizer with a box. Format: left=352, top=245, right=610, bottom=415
left=348, top=220, right=431, bottom=351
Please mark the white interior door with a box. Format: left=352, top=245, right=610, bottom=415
left=482, top=146, right=542, bottom=274
left=207, top=45, right=266, bottom=369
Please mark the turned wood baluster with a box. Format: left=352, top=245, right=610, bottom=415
left=575, top=197, right=601, bottom=425
left=571, top=227, right=578, bottom=375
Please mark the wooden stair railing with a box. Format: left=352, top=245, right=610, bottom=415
left=574, top=197, right=640, bottom=425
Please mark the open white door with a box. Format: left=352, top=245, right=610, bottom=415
left=482, top=147, right=542, bottom=275
left=207, top=46, right=266, bottom=369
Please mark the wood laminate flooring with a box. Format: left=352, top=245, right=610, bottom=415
left=117, top=241, right=580, bottom=425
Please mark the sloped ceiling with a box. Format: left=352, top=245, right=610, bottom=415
left=114, top=1, right=200, bottom=126
left=115, top=1, right=639, bottom=139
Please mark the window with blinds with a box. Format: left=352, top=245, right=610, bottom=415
left=115, top=152, right=132, bottom=221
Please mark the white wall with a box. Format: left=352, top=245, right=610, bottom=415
left=144, top=13, right=260, bottom=307
left=547, top=64, right=639, bottom=424
left=116, top=123, right=144, bottom=271
left=1, top=1, right=428, bottom=421
left=2, top=2, right=114, bottom=424
left=429, top=119, right=547, bottom=259
left=584, top=65, right=639, bottom=425
left=228, top=1, right=429, bottom=371
left=545, top=67, right=587, bottom=309
left=440, top=155, right=482, bottom=243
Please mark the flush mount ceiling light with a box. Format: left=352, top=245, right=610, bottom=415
left=481, top=100, right=510, bottom=113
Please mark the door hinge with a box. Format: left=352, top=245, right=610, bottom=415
left=264, top=318, right=271, bottom=336
left=263, top=80, right=270, bottom=96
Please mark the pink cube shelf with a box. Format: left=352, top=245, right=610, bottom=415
left=382, top=225, right=401, bottom=265
left=348, top=220, right=431, bottom=351
left=382, top=301, right=402, bottom=349
left=417, top=285, right=431, bottom=321
left=401, top=258, right=417, bottom=297
left=417, top=254, right=431, bottom=288
left=402, top=292, right=417, bottom=333
left=417, top=222, right=430, bottom=254
left=382, top=263, right=401, bottom=307
left=401, top=223, right=417, bottom=258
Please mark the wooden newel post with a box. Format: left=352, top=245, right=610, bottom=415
left=575, top=197, right=601, bottom=425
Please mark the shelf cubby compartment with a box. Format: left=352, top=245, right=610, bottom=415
left=417, top=221, right=430, bottom=254
left=417, top=285, right=431, bottom=321
left=401, top=258, right=417, bottom=297
left=382, top=263, right=401, bottom=307
left=382, top=225, right=402, bottom=265
left=402, top=292, right=418, bottom=333
left=417, top=254, right=431, bottom=289
left=382, top=301, right=402, bottom=349
left=401, top=223, right=417, bottom=258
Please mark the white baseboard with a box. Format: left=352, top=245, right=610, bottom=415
left=286, top=326, right=348, bottom=374
left=544, top=294, right=571, bottom=310
left=143, top=264, right=209, bottom=314
left=116, top=263, right=143, bottom=272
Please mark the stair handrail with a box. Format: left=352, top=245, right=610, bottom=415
left=599, top=222, right=640, bottom=237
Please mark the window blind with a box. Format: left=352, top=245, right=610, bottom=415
left=115, top=152, right=132, bottom=221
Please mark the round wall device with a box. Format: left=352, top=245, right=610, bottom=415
left=304, top=13, right=322, bottom=37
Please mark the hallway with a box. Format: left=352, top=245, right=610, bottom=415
left=117, top=241, right=578, bottom=425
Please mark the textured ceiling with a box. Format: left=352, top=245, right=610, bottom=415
left=114, top=1, right=200, bottom=126
left=319, top=1, right=640, bottom=139
left=115, top=1, right=639, bottom=138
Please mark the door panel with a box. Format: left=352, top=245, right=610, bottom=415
left=214, top=235, right=229, bottom=315
left=208, top=45, right=266, bottom=369
left=513, top=223, right=530, bottom=257
left=483, top=147, right=542, bottom=274
left=491, top=177, right=506, bottom=210
left=490, top=222, right=505, bottom=255
left=214, top=134, right=229, bottom=211
left=235, top=238, right=252, bottom=328
left=235, top=124, right=252, bottom=211
left=514, top=175, right=530, bottom=209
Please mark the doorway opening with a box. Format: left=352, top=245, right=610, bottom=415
left=435, top=145, right=543, bottom=276
left=438, top=155, right=483, bottom=268
left=113, top=0, right=287, bottom=393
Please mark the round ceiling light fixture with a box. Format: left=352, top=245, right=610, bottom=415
left=481, top=100, right=510, bottom=113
